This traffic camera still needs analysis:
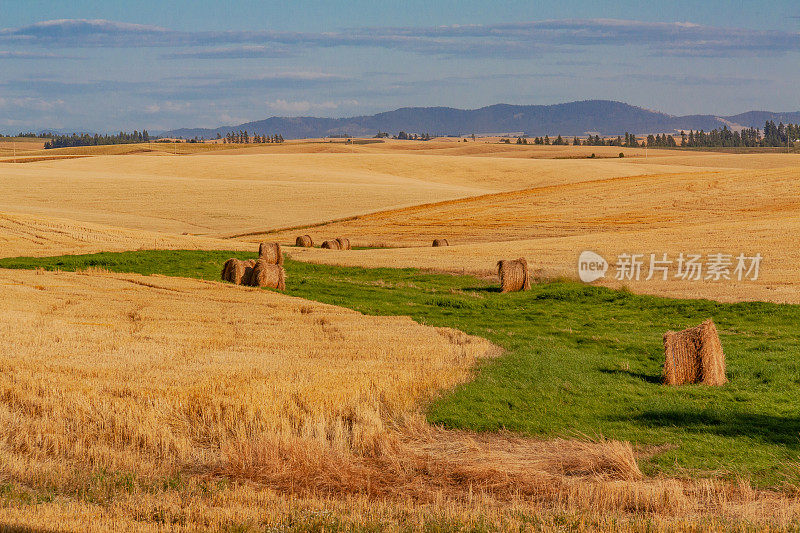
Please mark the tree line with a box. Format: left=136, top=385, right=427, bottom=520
left=222, top=131, right=284, bottom=144
left=499, top=121, right=799, bottom=149
left=679, top=121, right=799, bottom=148
left=503, top=132, right=643, bottom=147
left=0, top=132, right=51, bottom=139
left=44, top=130, right=150, bottom=149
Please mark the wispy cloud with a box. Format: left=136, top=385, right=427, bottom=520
left=162, top=45, right=295, bottom=59
left=0, top=96, right=65, bottom=111
left=266, top=99, right=360, bottom=113
left=0, top=50, right=74, bottom=59
left=3, top=18, right=799, bottom=58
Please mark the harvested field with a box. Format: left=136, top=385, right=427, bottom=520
left=277, top=166, right=800, bottom=304
left=2, top=266, right=799, bottom=530
left=0, top=211, right=251, bottom=259
left=0, top=147, right=724, bottom=237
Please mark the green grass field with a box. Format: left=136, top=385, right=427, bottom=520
left=3, top=249, right=800, bottom=487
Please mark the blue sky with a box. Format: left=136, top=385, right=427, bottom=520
left=0, top=0, right=799, bottom=132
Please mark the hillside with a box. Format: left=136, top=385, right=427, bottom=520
left=163, top=100, right=800, bottom=139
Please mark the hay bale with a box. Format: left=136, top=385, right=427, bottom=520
left=662, top=319, right=727, bottom=386
left=432, top=238, right=449, bottom=247
left=249, top=259, right=286, bottom=290
left=258, top=242, right=283, bottom=265
left=497, top=258, right=531, bottom=293
left=295, top=235, right=313, bottom=247
left=241, top=259, right=257, bottom=287
left=335, top=237, right=351, bottom=250
left=221, top=258, right=247, bottom=285
left=321, top=239, right=341, bottom=250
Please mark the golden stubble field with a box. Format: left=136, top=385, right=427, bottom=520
left=2, top=268, right=797, bottom=531
left=0, top=140, right=744, bottom=238
left=262, top=157, right=800, bottom=304
left=3, top=141, right=800, bottom=529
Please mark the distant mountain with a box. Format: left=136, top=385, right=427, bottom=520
left=161, top=100, right=800, bottom=140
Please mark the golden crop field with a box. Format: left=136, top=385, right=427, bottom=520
left=261, top=154, right=800, bottom=304
left=2, top=268, right=796, bottom=531
left=0, top=211, right=252, bottom=258
left=4, top=142, right=800, bottom=529
left=0, top=142, right=720, bottom=237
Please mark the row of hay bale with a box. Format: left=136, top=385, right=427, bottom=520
left=296, top=234, right=452, bottom=249
left=322, top=237, right=351, bottom=250
left=293, top=235, right=352, bottom=250
left=221, top=242, right=285, bottom=290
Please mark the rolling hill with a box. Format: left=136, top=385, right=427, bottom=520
left=162, top=100, right=800, bottom=139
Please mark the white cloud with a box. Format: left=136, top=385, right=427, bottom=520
left=144, top=101, right=191, bottom=114
left=0, top=96, right=64, bottom=111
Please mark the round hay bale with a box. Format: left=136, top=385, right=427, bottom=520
left=250, top=259, right=286, bottom=290
left=241, top=259, right=257, bottom=287
left=662, top=319, right=727, bottom=386
left=321, top=239, right=341, bottom=250
left=432, top=238, right=449, bottom=247
left=335, top=237, right=351, bottom=250
left=258, top=242, right=283, bottom=265
left=497, top=257, right=530, bottom=293
left=295, top=235, right=313, bottom=247
left=221, top=258, right=247, bottom=285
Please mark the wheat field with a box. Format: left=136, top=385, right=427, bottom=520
left=3, top=268, right=798, bottom=530
left=0, top=141, right=739, bottom=237
left=269, top=164, right=800, bottom=304
left=4, top=143, right=800, bottom=529
left=0, top=211, right=253, bottom=259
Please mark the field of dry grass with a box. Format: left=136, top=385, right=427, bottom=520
left=268, top=162, right=800, bottom=304
left=0, top=140, right=756, bottom=238
left=0, top=268, right=487, bottom=527
left=5, top=142, right=800, bottom=529
left=3, top=268, right=799, bottom=531
left=0, top=212, right=253, bottom=259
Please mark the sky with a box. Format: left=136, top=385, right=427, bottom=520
left=0, top=0, right=799, bottom=132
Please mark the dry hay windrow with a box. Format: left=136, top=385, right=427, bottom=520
left=321, top=239, right=342, bottom=250
left=295, top=235, right=313, bottom=247
left=336, top=237, right=351, bottom=250
left=432, top=238, right=449, bottom=247
left=218, top=416, right=645, bottom=503
left=259, top=242, right=284, bottom=265
left=662, top=319, right=727, bottom=386
left=250, top=259, right=286, bottom=290
left=497, top=258, right=531, bottom=293
left=221, top=258, right=247, bottom=285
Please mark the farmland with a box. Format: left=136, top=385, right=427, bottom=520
left=2, top=141, right=800, bottom=530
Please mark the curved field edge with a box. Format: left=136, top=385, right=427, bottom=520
left=1, top=250, right=799, bottom=488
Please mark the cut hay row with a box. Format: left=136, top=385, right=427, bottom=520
left=259, top=242, right=284, bottom=265
left=663, top=318, right=727, bottom=386
left=432, top=238, right=449, bottom=247
left=497, top=257, right=531, bottom=293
